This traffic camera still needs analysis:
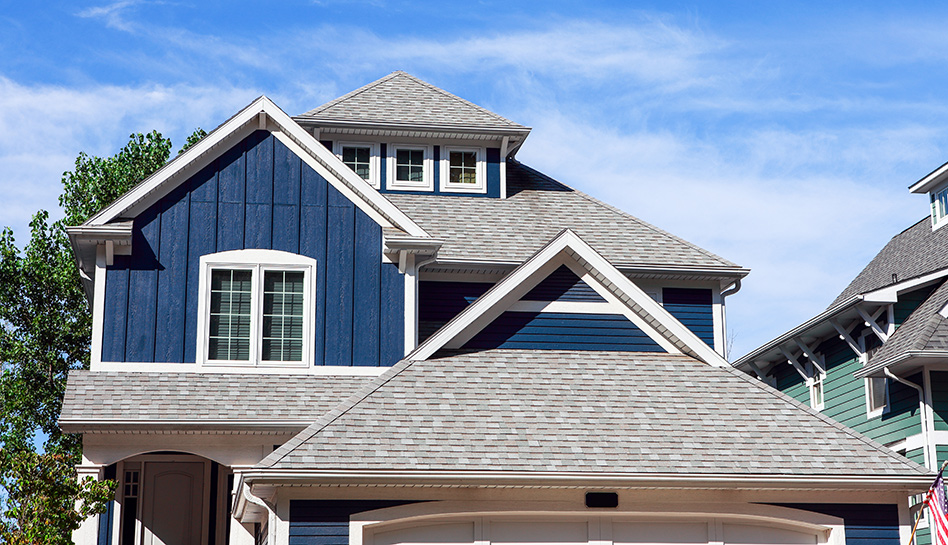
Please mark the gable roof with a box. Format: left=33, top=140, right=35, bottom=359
left=59, top=370, right=371, bottom=432
left=831, top=217, right=948, bottom=306
left=296, top=71, right=528, bottom=131
left=255, top=349, right=929, bottom=483
left=387, top=161, right=746, bottom=276
left=411, top=229, right=728, bottom=366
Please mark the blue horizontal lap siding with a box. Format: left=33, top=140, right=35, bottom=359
left=464, top=312, right=663, bottom=351
left=418, top=281, right=493, bottom=342
left=101, top=130, right=403, bottom=366
left=289, top=500, right=420, bottom=545
left=662, top=288, right=714, bottom=348
left=379, top=147, right=502, bottom=197
left=773, top=504, right=900, bottom=545
left=523, top=265, right=605, bottom=302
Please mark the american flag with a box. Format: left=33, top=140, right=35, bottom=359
left=929, top=471, right=948, bottom=545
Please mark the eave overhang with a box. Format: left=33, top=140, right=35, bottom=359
left=237, top=468, right=933, bottom=492
left=910, top=158, right=948, bottom=194
left=855, top=350, right=948, bottom=379
left=65, top=221, right=134, bottom=303
left=59, top=419, right=311, bottom=434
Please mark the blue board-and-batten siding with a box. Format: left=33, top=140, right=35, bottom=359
left=289, top=500, right=420, bottom=545
left=102, top=130, right=404, bottom=366
left=662, top=288, right=714, bottom=348
left=464, top=312, right=663, bottom=351
left=773, top=504, right=900, bottom=545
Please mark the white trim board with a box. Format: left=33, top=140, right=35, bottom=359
left=85, top=96, right=430, bottom=239
left=409, top=229, right=728, bottom=367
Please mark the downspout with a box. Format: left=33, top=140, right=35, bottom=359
left=885, top=368, right=931, bottom=469
left=719, top=279, right=741, bottom=360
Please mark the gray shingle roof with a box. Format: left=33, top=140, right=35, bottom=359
left=832, top=217, right=948, bottom=306
left=260, top=349, right=926, bottom=477
left=297, top=71, right=527, bottom=130
left=385, top=162, right=741, bottom=271
left=60, top=370, right=370, bottom=425
left=869, top=280, right=948, bottom=365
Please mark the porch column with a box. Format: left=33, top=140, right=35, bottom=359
left=73, top=465, right=106, bottom=545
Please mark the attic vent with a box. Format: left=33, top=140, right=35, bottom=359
left=585, top=492, right=618, bottom=508
left=892, top=273, right=899, bottom=283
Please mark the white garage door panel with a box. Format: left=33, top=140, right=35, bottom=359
left=374, top=522, right=475, bottom=545
left=491, top=521, right=589, bottom=545
left=613, top=522, right=709, bottom=544
left=723, top=524, right=818, bottom=545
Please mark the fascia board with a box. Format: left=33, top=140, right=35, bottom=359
left=410, top=229, right=729, bottom=367
left=58, top=419, right=312, bottom=433
left=293, top=118, right=532, bottom=135
left=239, top=469, right=933, bottom=491
left=862, top=267, right=948, bottom=303
left=85, top=96, right=431, bottom=239
left=429, top=258, right=750, bottom=279
left=733, top=296, right=864, bottom=370
left=910, top=159, right=948, bottom=194
left=854, top=350, right=948, bottom=379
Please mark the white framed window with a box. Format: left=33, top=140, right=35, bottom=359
left=387, top=144, right=433, bottom=191
left=334, top=141, right=380, bottom=188
left=196, top=249, right=316, bottom=367
left=808, top=370, right=825, bottom=410
left=865, top=376, right=889, bottom=417
left=932, top=184, right=948, bottom=230
left=440, top=146, right=486, bottom=193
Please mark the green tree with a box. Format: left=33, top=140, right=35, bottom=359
left=0, top=128, right=205, bottom=543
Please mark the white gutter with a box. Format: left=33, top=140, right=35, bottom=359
left=854, top=350, right=948, bottom=379
left=884, top=369, right=931, bottom=469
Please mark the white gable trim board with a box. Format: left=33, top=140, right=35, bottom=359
left=410, top=229, right=728, bottom=366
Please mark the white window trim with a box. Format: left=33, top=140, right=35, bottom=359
left=932, top=183, right=948, bottom=231
left=196, top=249, right=317, bottom=368
left=387, top=144, right=434, bottom=191
left=439, top=145, right=487, bottom=194
left=334, top=141, right=380, bottom=189
left=864, top=376, right=890, bottom=418
left=806, top=358, right=825, bottom=411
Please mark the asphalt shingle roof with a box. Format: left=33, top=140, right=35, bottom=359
left=260, top=349, right=926, bottom=476
left=869, top=280, right=948, bottom=365
left=297, top=71, right=526, bottom=130
left=385, top=162, right=740, bottom=270
left=60, top=371, right=370, bottom=423
left=832, top=217, right=948, bottom=306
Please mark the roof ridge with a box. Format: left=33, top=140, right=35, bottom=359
left=258, top=356, right=420, bottom=468
left=395, top=71, right=521, bottom=127
left=511, top=160, right=739, bottom=268
left=720, top=366, right=930, bottom=475
left=302, top=71, right=402, bottom=117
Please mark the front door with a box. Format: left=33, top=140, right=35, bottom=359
left=140, top=461, right=207, bottom=545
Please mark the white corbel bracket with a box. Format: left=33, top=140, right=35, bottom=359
left=778, top=346, right=809, bottom=381
left=856, top=305, right=889, bottom=343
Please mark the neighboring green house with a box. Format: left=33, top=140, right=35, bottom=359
left=734, top=160, right=948, bottom=543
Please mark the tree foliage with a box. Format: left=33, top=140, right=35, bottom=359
left=0, top=128, right=204, bottom=542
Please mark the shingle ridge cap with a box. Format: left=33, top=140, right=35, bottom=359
left=511, top=160, right=740, bottom=269
left=300, top=71, right=402, bottom=117
left=396, top=72, right=525, bottom=129
left=258, top=356, right=419, bottom=468
left=719, top=365, right=931, bottom=475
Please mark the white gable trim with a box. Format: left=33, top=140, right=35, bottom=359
left=85, top=96, right=430, bottom=238
left=410, top=229, right=729, bottom=366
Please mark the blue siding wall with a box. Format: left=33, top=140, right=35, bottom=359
left=96, top=464, right=116, bottom=545
left=773, top=504, right=900, bottom=545
left=419, top=281, right=493, bottom=342
left=379, top=147, right=502, bottom=197
left=523, top=265, right=605, bottom=302
left=662, top=288, right=714, bottom=347
left=289, top=500, right=420, bottom=545
left=102, top=130, right=404, bottom=366
left=464, top=312, right=663, bottom=351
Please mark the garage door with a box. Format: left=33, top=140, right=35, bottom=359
left=371, top=518, right=821, bottom=545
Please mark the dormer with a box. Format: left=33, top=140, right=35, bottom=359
left=293, top=71, right=531, bottom=198
left=910, top=159, right=948, bottom=230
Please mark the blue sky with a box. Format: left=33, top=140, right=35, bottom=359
left=2, top=1, right=947, bottom=358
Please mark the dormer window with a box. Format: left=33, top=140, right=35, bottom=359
left=441, top=147, right=486, bottom=193
left=388, top=144, right=433, bottom=191
left=335, top=142, right=380, bottom=188
left=932, top=184, right=948, bottom=230
left=197, top=250, right=316, bottom=367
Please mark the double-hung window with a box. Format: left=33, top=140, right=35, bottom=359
left=334, top=142, right=379, bottom=188
left=387, top=144, right=433, bottom=191
left=440, top=146, right=486, bottom=193
left=198, top=250, right=316, bottom=367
